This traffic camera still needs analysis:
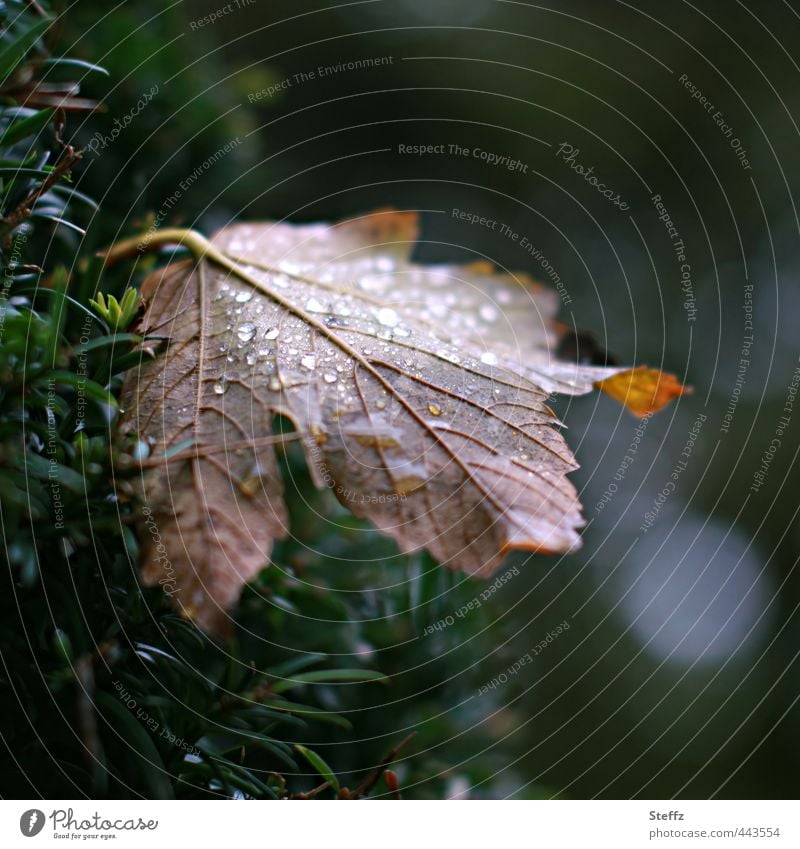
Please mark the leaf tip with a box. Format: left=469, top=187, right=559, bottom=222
left=499, top=522, right=584, bottom=559
left=596, top=367, right=690, bottom=417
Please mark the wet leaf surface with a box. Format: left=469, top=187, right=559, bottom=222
left=118, top=211, right=685, bottom=632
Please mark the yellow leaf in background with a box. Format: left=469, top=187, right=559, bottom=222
left=596, top=367, right=690, bottom=417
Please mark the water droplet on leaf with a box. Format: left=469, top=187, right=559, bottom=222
left=377, top=307, right=399, bottom=327
left=237, top=323, right=256, bottom=342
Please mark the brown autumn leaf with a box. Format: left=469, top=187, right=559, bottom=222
left=114, top=210, right=685, bottom=633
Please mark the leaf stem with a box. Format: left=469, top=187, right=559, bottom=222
left=99, top=228, right=228, bottom=268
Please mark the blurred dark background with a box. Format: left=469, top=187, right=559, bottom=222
left=62, top=0, right=800, bottom=798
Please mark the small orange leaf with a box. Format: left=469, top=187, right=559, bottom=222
left=596, top=367, right=690, bottom=416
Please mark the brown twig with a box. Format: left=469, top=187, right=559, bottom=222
left=24, top=0, right=48, bottom=17
left=74, top=655, right=100, bottom=771
left=292, top=780, right=331, bottom=800
left=1, top=144, right=82, bottom=246
left=353, top=731, right=416, bottom=798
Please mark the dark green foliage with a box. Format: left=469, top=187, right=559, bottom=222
left=0, top=0, right=514, bottom=799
